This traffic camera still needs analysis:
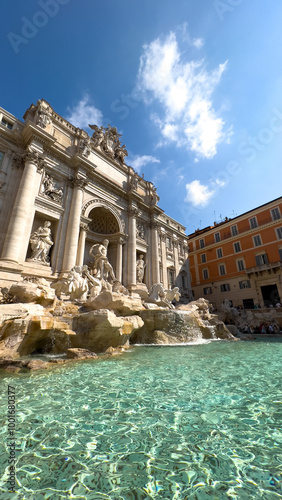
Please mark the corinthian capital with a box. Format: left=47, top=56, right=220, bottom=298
left=128, top=207, right=140, bottom=218
left=23, top=147, right=46, bottom=172
left=80, top=222, right=89, bottom=231
left=69, top=176, right=88, bottom=189
left=150, top=221, right=159, bottom=230
left=158, top=230, right=166, bottom=243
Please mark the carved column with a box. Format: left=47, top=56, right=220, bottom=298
left=183, top=242, right=192, bottom=299
left=76, top=222, right=88, bottom=266
left=150, top=220, right=160, bottom=285
left=62, top=177, right=87, bottom=272
left=160, top=232, right=168, bottom=288
left=127, top=207, right=139, bottom=288
left=116, top=237, right=124, bottom=282
left=1, top=148, right=44, bottom=263
left=173, top=238, right=179, bottom=285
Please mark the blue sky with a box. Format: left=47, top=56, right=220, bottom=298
left=1, top=0, right=282, bottom=233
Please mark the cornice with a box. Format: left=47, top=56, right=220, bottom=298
left=71, top=153, right=98, bottom=171
left=190, top=219, right=282, bottom=255
left=0, top=125, right=23, bottom=149
left=21, top=121, right=56, bottom=148
left=188, top=199, right=282, bottom=240
left=34, top=195, right=65, bottom=216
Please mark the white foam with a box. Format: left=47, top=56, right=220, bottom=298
left=132, top=339, right=218, bottom=347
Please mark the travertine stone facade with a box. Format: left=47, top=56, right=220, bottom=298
left=0, top=100, right=191, bottom=299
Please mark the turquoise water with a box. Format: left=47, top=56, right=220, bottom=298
left=0, top=340, right=282, bottom=499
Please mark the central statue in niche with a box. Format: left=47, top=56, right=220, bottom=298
left=136, top=254, right=146, bottom=284
left=29, top=221, right=53, bottom=265
left=89, top=239, right=116, bottom=282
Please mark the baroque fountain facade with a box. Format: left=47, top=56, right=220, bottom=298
left=0, top=100, right=233, bottom=369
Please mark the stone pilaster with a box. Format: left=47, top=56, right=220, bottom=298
left=150, top=220, right=160, bottom=285
left=0, top=149, right=12, bottom=175
left=115, top=236, right=124, bottom=282
left=160, top=232, right=168, bottom=288
left=173, top=238, right=179, bottom=283
left=76, top=222, right=88, bottom=266
left=62, top=177, right=87, bottom=272
left=1, top=148, right=44, bottom=263
left=127, top=207, right=139, bottom=288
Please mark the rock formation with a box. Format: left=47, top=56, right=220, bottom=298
left=218, top=299, right=282, bottom=332
left=131, top=298, right=234, bottom=344
left=0, top=279, right=235, bottom=371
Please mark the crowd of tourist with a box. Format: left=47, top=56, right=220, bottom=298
left=240, top=324, right=281, bottom=334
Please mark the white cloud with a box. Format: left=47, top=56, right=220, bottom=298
left=136, top=31, right=230, bottom=159
left=185, top=180, right=215, bottom=207
left=192, top=37, right=204, bottom=49
left=66, top=95, right=103, bottom=130
left=214, top=178, right=227, bottom=187
left=181, top=22, right=205, bottom=50
left=129, top=154, right=160, bottom=173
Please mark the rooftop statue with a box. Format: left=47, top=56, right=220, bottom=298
left=35, top=99, right=52, bottom=129
left=150, top=184, right=159, bottom=206
left=79, top=136, right=92, bottom=158
left=129, top=172, right=144, bottom=191
left=89, top=124, right=104, bottom=148
left=115, top=144, right=128, bottom=164
left=88, top=124, right=127, bottom=164
left=103, top=125, right=122, bottom=159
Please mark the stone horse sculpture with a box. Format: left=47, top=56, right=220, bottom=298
left=148, top=284, right=181, bottom=309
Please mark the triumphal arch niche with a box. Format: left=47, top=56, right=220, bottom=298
left=0, top=99, right=191, bottom=299
left=80, top=200, right=125, bottom=283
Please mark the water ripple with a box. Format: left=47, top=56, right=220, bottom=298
left=0, top=341, right=282, bottom=498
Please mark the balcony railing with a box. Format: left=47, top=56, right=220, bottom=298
left=245, top=261, right=282, bottom=275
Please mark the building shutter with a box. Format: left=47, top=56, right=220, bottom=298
left=255, top=255, right=261, bottom=266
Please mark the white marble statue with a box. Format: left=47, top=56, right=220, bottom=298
left=151, top=184, right=159, bottom=205
left=88, top=123, right=128, bottom=164
left=35, top=100, right=52, bottom=129
left=80, top=136, right=92, bottom=157
left=136, top=254, right=146, bottom=283
left=41, top=174, right=63, bottom=203
left=89, top=239, right=116, bottom=282
left=51, top=265, right=102, bottom=300
left=103, top=125, right=122, bottom=158
left=89, top=124, right=104, bottom=148
left=112, top=280, right=129, bottom=295
left=129, top=172, right=143, bottom=191
left=148, top=283, right=166, bottom=302
left=136, top=222, right=145, bottom=239
left=83, top=268, right=102, bottom=298
left=165, top=287, right=181, bottom=304
left=148, top=283, right=180, bottom=309
left=29, top=221, right=53, bottom=265
left=115, top=144, right=128, bottom=164
left=67, top=265, right=89, bottom=301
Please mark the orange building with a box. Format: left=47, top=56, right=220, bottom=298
left=188, top=197, right=282, bottom=309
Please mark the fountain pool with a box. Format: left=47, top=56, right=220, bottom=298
left=0, top=339, right=282, bottom=499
